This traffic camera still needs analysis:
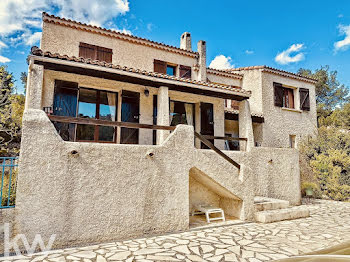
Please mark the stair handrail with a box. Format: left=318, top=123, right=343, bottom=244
left=194, top=131, right=240, bottom=169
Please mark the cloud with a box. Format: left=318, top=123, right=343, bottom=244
left=245, top=50, right=254, bottom=55
left=147, top=23, right=154, bottom=32
left=54, top=0, right=130, bottom=27
left=0, top=0, right=130, bottom=45
left=0, top=41, right=7, bottom=48
left=275, top=43, right=305, bottom=65
left=209, top=55, right=235, bottom=70
left=0, top=55, right=11, bottom=63
left=25, top=31, right=42, bottom=46
left=334, top=25, right=350, bottom=52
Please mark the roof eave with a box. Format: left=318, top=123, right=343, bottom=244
left=29, top=55, right=251, bottom=101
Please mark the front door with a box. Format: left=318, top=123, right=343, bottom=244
left=121, top=91, right=140, bottom=144
left=200, top=102, right=214, bottom=149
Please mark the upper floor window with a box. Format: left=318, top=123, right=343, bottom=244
left=79, top=43, right=113, bottom=63
left=166, top=65, right=176, bottom=76
left=154, top=60, right=191, bottom=78
left=274, top=82, right=310, bottom=111
left=274, top=82, right=295, bottom=109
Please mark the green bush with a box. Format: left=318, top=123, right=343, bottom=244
left=299, top=127, right=350, bottom=201
left=301, top=182, right=321, bottom=198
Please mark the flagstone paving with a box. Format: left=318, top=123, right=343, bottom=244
left=2, top=199, right=350, bottom=261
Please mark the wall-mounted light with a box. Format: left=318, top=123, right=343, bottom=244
left=144, top=88, right=150, bottom=97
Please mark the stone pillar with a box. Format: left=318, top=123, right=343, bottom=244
left=239, top=100, right=255, bottom=151
left=157, top=86, right=170, bottom=144
left=197, top=40, right=207, bottom=82
left=25, top=64, right=44, bottom=110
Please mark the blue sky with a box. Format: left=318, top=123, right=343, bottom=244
left=1, top=0, right=350, bottom=94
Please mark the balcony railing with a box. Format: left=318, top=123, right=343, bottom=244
left=0, top=157, right=18, bottom=209
left=47, top=115, right=243, bottom=169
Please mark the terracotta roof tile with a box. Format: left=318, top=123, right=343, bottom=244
left=42, top=12, right=198, bottom=58
left=227, top=65, right=317, bottom=83
left=225, top=108, right=263, bottom=118
left=207, top=67, right=243, bottom=79
left=30, top=46, right=251, bottom=96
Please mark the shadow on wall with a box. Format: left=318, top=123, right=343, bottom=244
left=189, top=167, right=242, bottom=219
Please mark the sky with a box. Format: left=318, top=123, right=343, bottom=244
left=0, top=0, right=350, bottom=94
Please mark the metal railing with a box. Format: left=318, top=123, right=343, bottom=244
left=0, top=157, right=18, bottom=209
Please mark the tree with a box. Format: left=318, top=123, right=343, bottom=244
left=298, top=65, right=350, bottom=201
left=20, top=72, right=27, bottom=94
left=297, top=66, right=350, bottom=118
left=0, top=66, right=25, bottom=156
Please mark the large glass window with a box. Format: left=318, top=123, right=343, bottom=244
left=76, top=88, right=117, bottom=142
left=169, top=101, right=195, bottom=126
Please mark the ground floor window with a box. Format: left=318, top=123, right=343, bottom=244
left=53, top=80, right=118, bottom=143
left=170, top=100, right=195, bottom=127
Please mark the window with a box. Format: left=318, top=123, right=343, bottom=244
left=283, top=88, right=295, bottom=109
left=154, top=60, right=186, bottom=77
left=169, top=100, right=195, bottom=127
left=79, top=43, right=113, bottom=63
left=299, top=88, right=310, bottom=111
left=289, top=135, right=296, bottom=148
left=274, top=82, right=295, bottom=109
left=53, top=80, right=78, bottom=141
left=76, top=88, right=117, bottom=142
left=166, top=65, right=176, bottom=76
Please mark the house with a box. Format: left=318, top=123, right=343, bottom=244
left=11, top=12, right=317, bottom=249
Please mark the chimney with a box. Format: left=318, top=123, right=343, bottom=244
left=180, top=32, right=192, bottom=51
left=197, top=40, right=207, bottom=82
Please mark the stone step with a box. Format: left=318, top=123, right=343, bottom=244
left=254, top=206, right=310, bottom=223
left=254, top=196, right=290, bottom=212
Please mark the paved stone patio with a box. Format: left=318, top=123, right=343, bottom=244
left=2, top=200, right=350, bottom=261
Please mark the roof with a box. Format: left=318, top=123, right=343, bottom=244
left=207, top=67, right=243, bottom=80
left=227, top=66, right=317, bottom=83
left=225, top=108, right=263, bottom=118
left=30, top=47, right=251, bottom=97
left=42, top=12, right=198, bottom=58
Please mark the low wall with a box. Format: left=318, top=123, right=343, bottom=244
left=12, top=109, right=300, bottom=249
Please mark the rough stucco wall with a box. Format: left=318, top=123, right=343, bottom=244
left=239, top=70, right=263, bottom=113
left=243, top=147, right=301, bottom=205
left=189, top=176, right=220, bottom=213
left=16, top=110, right=194, bottom=248
left=41, top=22, right=197, bottom=77
left=14, top=110, right=300, bottom=248
left=261, top=72, right=317, bottom=148
left=207, top=73, right=242, bottom=87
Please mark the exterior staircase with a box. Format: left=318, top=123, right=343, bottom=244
left=254, top=197, right=310, bottom=223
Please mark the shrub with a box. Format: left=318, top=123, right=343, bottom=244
left=301, top=182, right=321, bottom=198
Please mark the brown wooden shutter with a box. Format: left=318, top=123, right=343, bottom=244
left=274, top=82, right=284, bottom=107
left=79, top=43, right=97, bottom=60
left=299, top=88, right=310, bottom=111
left=179, top=65, right=191, bottom=79
left=97, top=46, right=113, bottom=63
left=154, top=60, right=167, bottom=74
